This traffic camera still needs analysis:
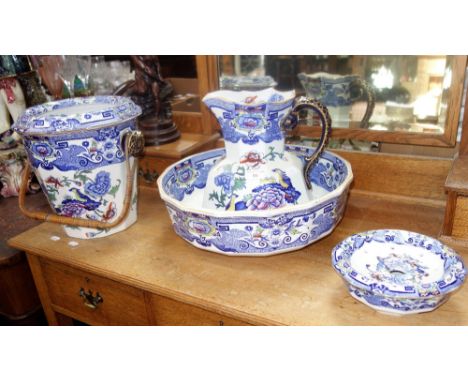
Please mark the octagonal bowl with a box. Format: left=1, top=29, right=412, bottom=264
left=157, top=145, right=353, bottom=256
left=332, top=229, right=466, bottom=315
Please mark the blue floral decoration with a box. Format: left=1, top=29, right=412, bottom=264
left=85, top=171, right=112, bottom=198
left=31, top=142, right=53, bottom=157
left=214, top=172, right=234, bottom=193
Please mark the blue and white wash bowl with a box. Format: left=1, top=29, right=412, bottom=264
left=158, top=146, right=353, bottom=256
left=158, top=88, right=352, bottom=256
left=13, top=96, right=144, bottom=239
left=332, top=229, right=466, bottom=315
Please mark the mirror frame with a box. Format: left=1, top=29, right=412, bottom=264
left=202, top=55, right=467, bottom=147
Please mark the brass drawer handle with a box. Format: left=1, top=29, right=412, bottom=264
left=79, top=288, right=103, bottom=310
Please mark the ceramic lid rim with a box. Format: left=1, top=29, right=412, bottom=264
left=12, top=95, right=142, bottom=137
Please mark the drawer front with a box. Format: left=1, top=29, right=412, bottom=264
left=41, top=260, right=149, bottom=325
left=150, top=294, right=250, bottom=326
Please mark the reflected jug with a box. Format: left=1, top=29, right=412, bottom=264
left=298, top=72, right=375, bottom=128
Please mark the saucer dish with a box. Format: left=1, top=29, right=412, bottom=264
left=158, top=145, right=353, bottom=256
left=332, top=229, right=466, bottom=315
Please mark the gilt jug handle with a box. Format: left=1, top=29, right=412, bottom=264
left=350, top=78, right=375, bottom=128
left=287, top=97, right=332, bottom=190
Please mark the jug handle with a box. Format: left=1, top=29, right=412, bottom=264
left=18, top=130, right=145, bottom=229
left=351, top=78, right=375, bottom=128
left=290, top=97, right=332, bottom=190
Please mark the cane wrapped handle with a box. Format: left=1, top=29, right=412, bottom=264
left=290, top=97, right=332, bottom=190
left=18, top=130, right=144, bottom=229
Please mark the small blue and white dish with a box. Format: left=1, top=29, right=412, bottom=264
left=332, top=229, right=466, bottom=315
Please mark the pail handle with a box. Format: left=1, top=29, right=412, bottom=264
left=18, top=130, right=145, bottom=229
left=284, top=97, right=332, bottom=190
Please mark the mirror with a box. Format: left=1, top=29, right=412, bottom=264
left=217, top=55, right=466, bottom=146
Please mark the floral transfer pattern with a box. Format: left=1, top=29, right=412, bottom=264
left=166, top=158, right=215, bottom=202
left=203, top=97, right=294, bottom=145
left=366, top=253, right=430, bottom=286
left=40, top=169, right=121, bottom=222
left=23, top=122, right=135, bottom=172
left=238, top=169, right=301, bottom=211
left=12, top=96, right=141, bottom=240
left=162, top=146, right=348, bottom=208
left=14, top=96, right=141, bottom=135
left=348, top=284, right=448, bottom=314
left=289, top=145, right=347, bottom=192
left=165, top=195, right=344, bottom=255
left=159, top=145, right=352, bottom=255
left=208, top=146, right=300, bottom=211
left=332, top=230, right=466, bottom=299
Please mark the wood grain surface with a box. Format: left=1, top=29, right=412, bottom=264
left=9, top=187, right=468, bottom=326
left=337, top=150, right=452, bottom=201
left=445, top=156, right=468, bottom=194
left=143, top=132, right=219, bottom=159
left=452, top=196, right=468, bottom=239
left=41, top=259, right=150, bottom=325
left=173, top=112, right=203, bottom=134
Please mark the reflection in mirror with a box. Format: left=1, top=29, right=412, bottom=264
left=218, top=55, right=454, bottom=135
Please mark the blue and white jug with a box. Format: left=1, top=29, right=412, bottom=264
left=202, top=88, right=331, bottom=212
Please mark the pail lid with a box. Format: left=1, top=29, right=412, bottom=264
left=13, top=96, right=141, bottom=137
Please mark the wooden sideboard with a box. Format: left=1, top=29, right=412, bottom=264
left=8, top=182, right=468, bottom=325
left=0, top=193, right=49, bottom=325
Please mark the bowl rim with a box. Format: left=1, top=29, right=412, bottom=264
left=157, top=145, right=354, bottom=219
left=331, top=228, right=466, bottom=299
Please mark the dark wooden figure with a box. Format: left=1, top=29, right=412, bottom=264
left=115, top=56, right=180, bottom=146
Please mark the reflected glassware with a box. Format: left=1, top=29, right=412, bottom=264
left=0, top=56, right=17, bottom=77
left=57, top=56, right=77, bottom=98
left=55, top=55, right=92, bottom=98
left=35, top=56, right=64, bottom=99
left=89, top=59, right=133, bottom=96
left=89, top=56, right=108, bottom=95
left=74, top=55, right=91, bottom=96
left=220, top=75, right=277, bottom=90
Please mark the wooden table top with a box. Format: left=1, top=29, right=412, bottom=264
left=8, top=188, right=468, bottom=325
left=143, top=133, right=220, bottom=159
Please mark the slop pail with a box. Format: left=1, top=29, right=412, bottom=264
left=12, top=96, right=144, bottom=239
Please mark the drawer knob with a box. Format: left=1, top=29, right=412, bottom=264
left=79, top=288, right=103, bottom=310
